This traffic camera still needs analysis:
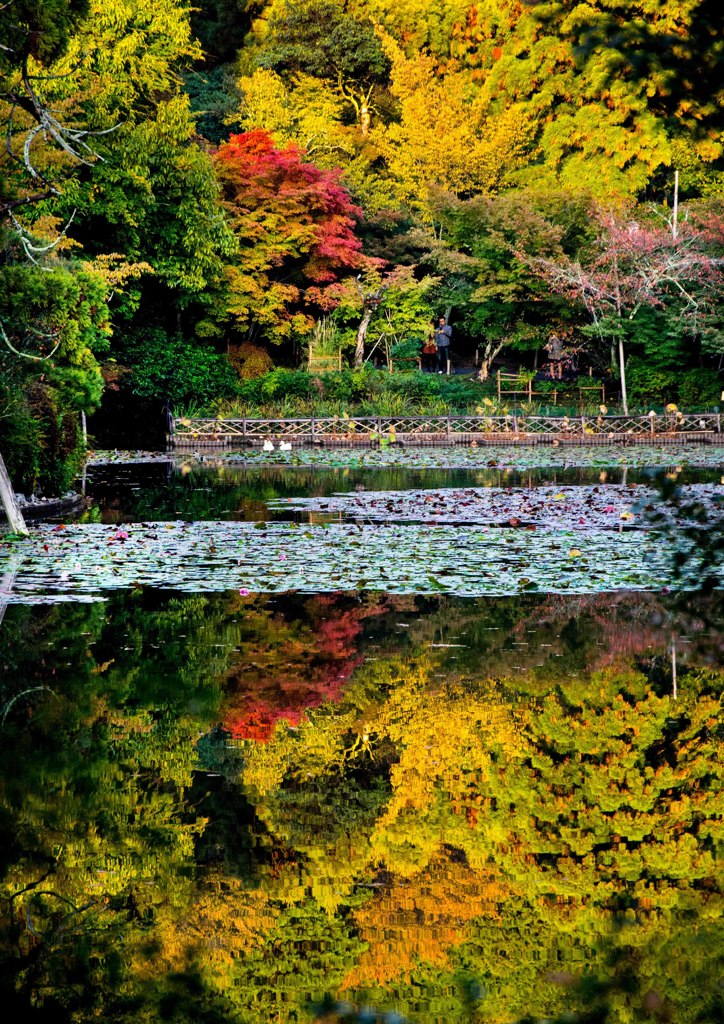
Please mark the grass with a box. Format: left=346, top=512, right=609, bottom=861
left=175, top=367, right=721, bottom=420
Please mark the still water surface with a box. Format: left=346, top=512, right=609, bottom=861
left=0, top=457, right=721, bottom=1023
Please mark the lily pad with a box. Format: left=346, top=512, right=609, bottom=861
left=268, top=483, right=721, bottom=531
left=0, top=519, right=709, bottom=605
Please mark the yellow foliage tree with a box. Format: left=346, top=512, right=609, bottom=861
left=237, top=68, right=355, bottom=162
left=377, top=33, right=533, bottom=215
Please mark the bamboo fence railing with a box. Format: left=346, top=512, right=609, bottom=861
left=168, top=412, right=723, bottom=448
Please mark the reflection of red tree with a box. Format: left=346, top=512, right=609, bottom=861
left=223, top=596, right=387, bottom=743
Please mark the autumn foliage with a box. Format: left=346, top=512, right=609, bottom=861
left=222, top=596, right=382, bottom=741
left=214, top=130, right=366, bottom=340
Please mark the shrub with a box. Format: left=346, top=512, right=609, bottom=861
left=389, top=338, right=422, bottom=360
left=229, top=342, right=275, bottom=380
left=123, top=329, right=239, bottom=408
left=0, top=379, right=85, bottom=495
left=259, top=368, right=314, bottom=401
left=320, top=372, right=355, bottom=403
left=678, top=368, right=721, bottom=407
left=625, top=359, right=678, bottom=404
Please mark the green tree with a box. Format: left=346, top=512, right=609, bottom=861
left=256, top=0, right=390, bottom=134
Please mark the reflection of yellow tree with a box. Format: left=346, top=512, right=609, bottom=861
left=344, top=855, right=504, bottom=988
left=133, top=874, right=280, bottom=985
left=360, top=655, right=523, bottom=873
left=483, top=668, right=723, bottom=915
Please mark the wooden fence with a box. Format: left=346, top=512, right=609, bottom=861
left=169, top=412, right=723, bottom=448
left=308, top=351, right=343, bottom=372
left=496, top=370, right=606, bottom=406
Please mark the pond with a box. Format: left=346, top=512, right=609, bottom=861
left=0, top=447, right=722, bottom=1023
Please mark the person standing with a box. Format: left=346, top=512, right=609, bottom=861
left=545, top=332, right=564, bottom=380
left=434, top=316, right=452, bottom=373
left=422, top=320, right=437, bottom=372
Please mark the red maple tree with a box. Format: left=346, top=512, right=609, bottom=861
left=214, top=130, right=367, bottom=341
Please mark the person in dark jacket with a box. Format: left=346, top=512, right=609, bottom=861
left=434, top=316, right=452, bottom=373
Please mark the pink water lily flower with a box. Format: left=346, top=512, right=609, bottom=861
left=115, top=529, right=129, bottom=541
left=602, top=505, right=616, bottom=513
left=279, top=553, right=287, bottom=561
left=239, top=588, right=250, bottom=596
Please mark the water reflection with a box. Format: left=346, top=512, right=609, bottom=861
left=84, top=462, right=722, bottom=524
left=1, top=590, right=721, bottom=1023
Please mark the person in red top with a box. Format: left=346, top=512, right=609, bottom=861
left=422, top=319, right=437, bottom=371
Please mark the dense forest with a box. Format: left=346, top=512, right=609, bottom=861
left=2, top=0, right=724, bottom=492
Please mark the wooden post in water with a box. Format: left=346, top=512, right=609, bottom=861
left=0, top=452, right=28, bottom=536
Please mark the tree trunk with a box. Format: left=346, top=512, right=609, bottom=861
left=479, top=339, right=505, bottom=381
left=618, top=335, right=629, bottom=415
left=0, top=452, right=28, bottom=536
left=354, top=308, right=373, bottom=367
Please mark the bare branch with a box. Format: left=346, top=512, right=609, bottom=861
left=0, top=320, right=61, bottom=361
left=2, top=685, right=55, bottom=724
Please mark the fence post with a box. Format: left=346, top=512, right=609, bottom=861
left=581, top=415, right=586, bottom=436
left=311, top=416, right=315, bottom=442
left=717, top=414, right=721, bottom=435
left=446, top=413, right=452, bottom=441
left=513, top=414, right=519, bottom=434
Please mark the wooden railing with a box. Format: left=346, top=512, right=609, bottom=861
left=169, top=412, right=723, bottom=446
left=496, top=370, right=606, bottom=406
left=308, top=351, right=343, bottom=372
